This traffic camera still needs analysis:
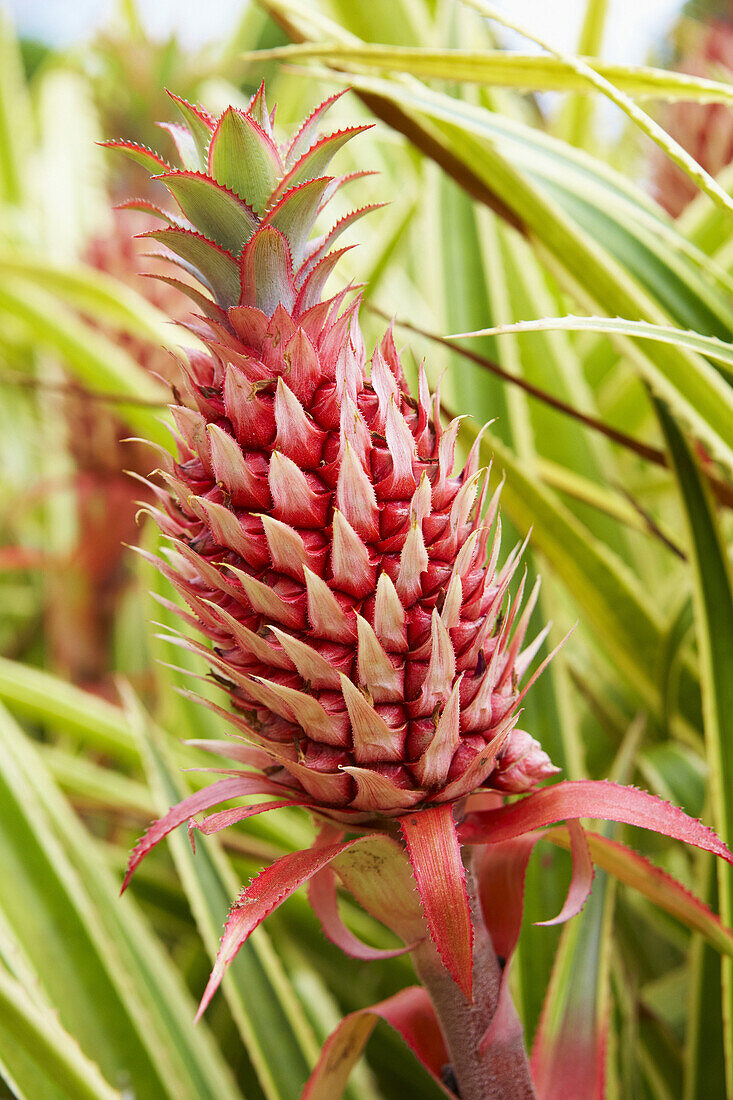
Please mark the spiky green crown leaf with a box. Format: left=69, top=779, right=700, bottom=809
left=104, top=85, right=378, bottom=314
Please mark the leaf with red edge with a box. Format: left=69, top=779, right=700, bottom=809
left=141, top=227, right=240, bottom=306
left=476, top=822, right=593, bottom=949
left=100, top=139, right=172, bottom=174
left=195, top=839, right=365, bottom=1019
left=240, top=226, right=296, bottom=314
left=286, top=89, right=349, bottom=165
left=263, top=177, right=334, bottom=265
left=139, top=272, right=227, bottom=324
left=274, top=126, right=372, bottom=202
left=189, top=799, right=300, bottom=842
left=332, top=833, right=428, bottom=946
left=546, top=825, right=733, bottom=955
left=299, top=204, right=386, bottom=282
left=302, top=986, right=453, bottom=1100
left=530, top=880, right=610, bottom=1100
left=208, top=106, right=282, bottom=213
left=308, top=827, right=417, bottom=961
left=247, top=80, right=275, bottom=138
left=156, top=120, right=201, bottom=170
left=167, top=90, right=214, bottom=162
left=158, top=171, right=257, bottom=256
left=115, top=198, right=182, bottom=226
left=459, top=779, right=733, bottom=866
left=475, top=833, right=538, bottom=962
left=121, top=774, right=284, bottom=892
left=537, top=820, right=593, bottom=927
left=295, top=246, right=355, bottom=311
left=400, top=804, right=474, bottom=1001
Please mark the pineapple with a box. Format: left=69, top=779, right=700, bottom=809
left=108, top=86, right=556, bottom=823
left=112, top=87, right=733, bottom=1099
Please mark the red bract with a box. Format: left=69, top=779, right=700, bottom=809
left=114, top=85, right=733, bottom=1099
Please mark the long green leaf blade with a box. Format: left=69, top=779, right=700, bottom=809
left=0, top=704, right=241, bottom=1100
left=0, top=962, right=122, bottom=1100
left=448, top=314, right=733, bottom=385
left=0, top=281, right=171, bottom=449
left=0, top=706, right=180, bottom=1098
left=246, top=43, right=733, bottom=106
left=658, top=405, right=733, bottom=1093
left=126, top=696, right=320, bottom=1100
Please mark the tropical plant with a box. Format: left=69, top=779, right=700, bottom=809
left=1, top=1, right=733, bottom=1098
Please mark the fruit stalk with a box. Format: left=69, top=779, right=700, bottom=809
left=411, top=856, right=536, bottom=1100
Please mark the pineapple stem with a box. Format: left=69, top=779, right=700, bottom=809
left=411, top=858, right=536, bottom=1100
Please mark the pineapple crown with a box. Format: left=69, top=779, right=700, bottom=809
left=104, top=85, right=379, bottom=316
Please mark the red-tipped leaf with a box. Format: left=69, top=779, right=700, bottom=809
left=459, top=779, right=733, bottom=866
left=142, top=227, right=240, bottom=306
left=308, top=838, right=416, bottom=960
left=122, top=774, right=283, bottom=892
left=302, top=986, right=453, bottom=1100
left=400, top=804, right=474, bottom=1001
left=208, top=106, right=281, bottom=213
left=475, top=833, right=539, bottom=963
left=189, top=799, right=300, bottom=838
left=536, top=820, right=594, bottom=927
left=547, top=825, right=733, bottom=955
left=195, top=838, right=363, bottom=1019
left=158, top=171, right=257, bottom=255
left=100, top=139, right=172, bottom=173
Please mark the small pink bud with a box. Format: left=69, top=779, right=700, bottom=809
left=492, top=730, right=560, bottom=793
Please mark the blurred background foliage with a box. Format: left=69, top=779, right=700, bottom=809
left=0, top=0, right=732, bottom=1097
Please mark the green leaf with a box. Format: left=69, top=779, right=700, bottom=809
left=0, top=962, right=121, bottom=1100
left=39, top=743, right=152, bottom=818
left=658, top=404, right=733, bottom=1093
left=559, top=0, right=608, bottom=147
left=530, top=871, right=614, bottom=1096
left=685, top=860, right=727, bottom=1099
left=449, top=313, right=733, bottom=385
left=450, top=314, right=733, bottom=472
left=0, top=281, right=171, bottom=450
left=1, top=703, right=240, bottom=1099
left=0, top=11, right=31, bottom=206
left=264, top=177, right=334, bottom=265
left=490, top=225, right=632, bottom=555
left=124, top=693, right=321, bottom=1100
left=168, top=93, right=213, bottom=166
left=161, top=172, right=258, bottom=255
left=0, top=706, right=181, bottom=1098
left=319, top=0, right=427, bottom=46
left=546, top=827, right=733, bottom=957
left=436, top=176, right=509, bottom=436
left=0, top=656, right=137, bottom=763
left=209, top=106, right=281, bottom=214
left=465, top=0, right=733, bottom=221
left=536, top=458, right=682, bottom=552
left=358, top=77, right=733, bottom=461
left=246, top=43, right=733, bottom=107
left=143, top=226, right=241, bottom=306
left=0, top=252, right=187, bottom=352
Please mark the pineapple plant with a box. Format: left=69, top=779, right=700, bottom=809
left=653, top=0, right=733, bottom=215
left=110, top=87, right=733, bottom=1099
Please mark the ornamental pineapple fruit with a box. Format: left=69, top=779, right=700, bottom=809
left=109, top=85, right=557, bottom=825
